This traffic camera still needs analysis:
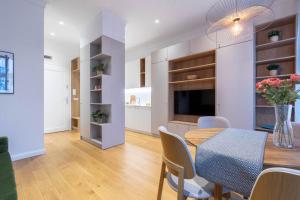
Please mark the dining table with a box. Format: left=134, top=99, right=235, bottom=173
left=185, top=128, right=300, bottom=200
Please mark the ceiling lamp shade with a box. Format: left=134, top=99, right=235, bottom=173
left=206, top=0, right=275, bottom=44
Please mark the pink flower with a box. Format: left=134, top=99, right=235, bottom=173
left=290, top=74, right=300, bottom=82
left=256, top=82, right=263, bottom=90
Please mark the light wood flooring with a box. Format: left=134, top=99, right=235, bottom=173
left=13, top=131, right=196, bottom=200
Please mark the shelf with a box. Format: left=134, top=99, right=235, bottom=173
left=169, top=77, right=215, bottom=84
left=90, top=74, right=102, bottom=79
left=256, top=37, right=296, bottom=51
left=90, top=122, right=110, bottom=126
left=169, top=120, right=197, bottom=126
left=256, top=74, right=292, bottom=79
left=90, top=138, right=102, bottom=145
left=90, top=53, right=110, bottom=61
left=169, top=63, right=215, bottom=73
left=72, top=126, right=79, bottom=130
left=90, top=89, right=102, bottom=92
left=90, top=103, right=104, bottom=105
left=72, top=68, right=80, bottom=72
left=255, top=127, right=273, bottom=132
left=256, top=55, right=296, bottom=65
left=72, top=116, right=80, bottom=120
left=140, top=72, right=146, bottom=74
left=256, top=105, right=274, bottom=108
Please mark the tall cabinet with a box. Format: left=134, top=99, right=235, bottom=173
left=80, top=36, right=125, bottom=149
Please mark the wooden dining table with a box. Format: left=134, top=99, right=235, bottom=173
left=185, top=128, right=300, bottom=200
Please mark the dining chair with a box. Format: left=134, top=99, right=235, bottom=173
left=231, top=168, right=300, bottom=200
left=157, top=126, right=230, bottom=200
left=292, top=122, right=300, bottom=140
left=197, top=116, right=231, bottom=129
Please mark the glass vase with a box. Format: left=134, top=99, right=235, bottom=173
left=273, top=105, right=294, bottom=149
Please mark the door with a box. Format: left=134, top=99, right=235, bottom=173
left=44, top=66, right=69, bottom=133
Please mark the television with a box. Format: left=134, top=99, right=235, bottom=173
left=174, top=90, right=215, bottom=116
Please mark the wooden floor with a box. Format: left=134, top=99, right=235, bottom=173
left=13, top=131, right=193, bottom=200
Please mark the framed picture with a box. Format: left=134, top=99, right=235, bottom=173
left=0, top=51, right=14, bottom=94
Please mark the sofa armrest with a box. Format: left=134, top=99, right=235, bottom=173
left=0, top=137, right=8, bottom=153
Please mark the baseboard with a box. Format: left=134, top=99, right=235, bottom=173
left=11, top=148, right=45, bottom=161
left=44, top=127, right=68, bottom=134
left=125, top=128, right=159, bottom=137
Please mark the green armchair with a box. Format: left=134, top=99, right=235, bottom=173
left=0, top=137, right=17, bottom=200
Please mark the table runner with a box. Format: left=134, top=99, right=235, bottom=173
left=195, top=128, right=268, bottom=196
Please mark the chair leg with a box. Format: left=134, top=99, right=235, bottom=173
left=157, top=162, right=166, bottom=200
left=177, top=168, right=185, bottom=200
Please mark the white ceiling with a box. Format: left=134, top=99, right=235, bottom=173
left=44, top=0, right=218, bottom=49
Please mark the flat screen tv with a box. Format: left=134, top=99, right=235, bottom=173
left=174, top=90, right=215, bottom=116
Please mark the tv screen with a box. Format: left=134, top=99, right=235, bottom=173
left=174, top=90, right=215, bottom=116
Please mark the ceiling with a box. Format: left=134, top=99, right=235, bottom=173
left=44, top=0, right=218, bottom=49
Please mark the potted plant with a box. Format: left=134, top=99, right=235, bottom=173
left=256, top=74, right=300, bottom=149
left=267, top=64, right=280, bottom=76
left=91, top=110, right=108, bottom=123
left=268, top=30, right=280, bottom=42
left=93, top=63, right=107, bottom=75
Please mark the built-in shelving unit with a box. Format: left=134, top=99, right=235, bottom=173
left=255, top=15, right=297, bottom=132
left=80, top=35, right=125, bottom=149
left=140, top=58, right=146, bottom=87
left=168, top=50, right=216, bottom=123
left=71, top=57, right=80, bottom=130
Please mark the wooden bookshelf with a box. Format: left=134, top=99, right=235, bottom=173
left=140, top=58, right=145, bottom=87
left=71, top=57, right=80, bottom=130
left=168, top=50, right=216, bottom=123
left=255, top=15, right=297, bottom=132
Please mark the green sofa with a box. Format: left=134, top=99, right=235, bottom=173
left=0, top=137, right=17, bottom=200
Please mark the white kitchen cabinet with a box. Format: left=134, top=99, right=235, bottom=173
left=125, top=105, right=151, bottom=134
left=151, top=48, right=168, bottom=64
left=216, top=40, right=254, bottom=129
left=151, top=61, right=169, bottom=134
left=190, top=36, right=216, bottom=54
left=167, top=41, right=190, bottom=60
left=145, top=56, right=151, bottom=87
left=125, top=59, right=140, bottom=89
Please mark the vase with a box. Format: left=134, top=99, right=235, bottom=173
left=273, top=105, right=294, bottom=149
left=270, top=35, right=279, bottom=42
left=269, top=70, right=278, bottom=76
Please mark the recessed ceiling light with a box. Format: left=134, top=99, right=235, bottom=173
left=50, top=32, right=55, bottom=36
left=155, top=19, right=160, bottom=24
left=59, top=21, right=64, bottom=25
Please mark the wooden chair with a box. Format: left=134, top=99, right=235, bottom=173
left=197, top=116, right=231, bottom=129
left=231, top=168, right=300, bottom=200
left=157, top=126, right=229, bottom=200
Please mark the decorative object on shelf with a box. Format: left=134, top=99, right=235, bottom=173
left=186, top=74, right=198, bottom=80
left=268, top=30, right=280, bottom=42
left=93, top=63, right=107, bottom=75
left=256, top=75, right=300, bottom=148
left=92, top=110, right=108, bottom=124
left=130, top=95, right=136, bottom=105
left=94, top=85, right=101, bottom=90
left=206, top=0, right=274, bottom=44
left=0, top=51, right=14, bottom=94
left=267, top=64, right=280, bottom=76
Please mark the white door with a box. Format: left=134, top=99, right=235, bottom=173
left=44, top=67, right=69, bottom=133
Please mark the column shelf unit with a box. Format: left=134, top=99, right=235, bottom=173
left=71, top=57, right=80, bottom=130
left=168, top=50, right=216, bottom=123
left=80, top=35, right=125, bottom=149
left=140, top=58, right=146, bottom=87
left=255, top=15, right=297, bottom=132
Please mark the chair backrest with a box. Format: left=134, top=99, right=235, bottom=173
left=197, top=116, right=231, bottom=128
left=292, top=122, right=300, bottom=140
left=250, top=168, right=300, bottom=200
left=158, top=126, right=196, bottom=179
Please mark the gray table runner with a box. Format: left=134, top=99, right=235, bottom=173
left=195, top=128, right=268, bottom=196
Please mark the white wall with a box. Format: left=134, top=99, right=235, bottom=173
left=0, top=0, right=44, bottom=160
left=44, top=39, right=79, bottom=131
